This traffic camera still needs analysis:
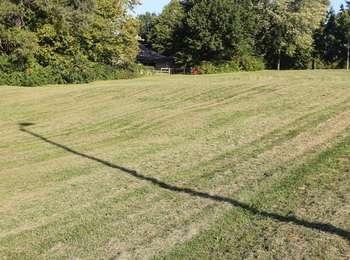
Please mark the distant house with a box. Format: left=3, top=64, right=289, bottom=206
left=137, top=44, right=175, bottom=69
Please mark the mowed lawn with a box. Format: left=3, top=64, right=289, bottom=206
left=0, top=70, right=350, bottom=259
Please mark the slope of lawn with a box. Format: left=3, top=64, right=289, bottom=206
left=0, top=70, right=349, bottom=259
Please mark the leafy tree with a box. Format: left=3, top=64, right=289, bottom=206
left=0, top=0, right=140, bottom=86
left=338, top=6, right=350, bottom=70
left=314, top=9, right=341, bottom=66
left=147, top=0, right=185, bottom=56
left=262, top=0, right=329, bottom=69
left=179, top=0, right=255, bottom=64
left=314, top=3, right=350, bottom=69
left=138, top=12, right=157, bottom=43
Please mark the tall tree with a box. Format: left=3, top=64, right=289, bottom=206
left=338, top=6, right=350, bottom=70
left=147, top=0, right=185, bottom=56
left=314, top=3, right=350, bottom=69
left=262, top=0, right=329, bottom=69
left=138, top=12, right=157, bottom=43
left=176, top=0, right=258, bottom=65
left=314, top=9, right=341, bottom=66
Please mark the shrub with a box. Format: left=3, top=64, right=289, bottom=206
left=198, top=62, right=218, bottom=74
left=238, top=55, right=265, bottom=71
left=197, top=57, right=263, bottom=75
left=217, top=61, right=241, bottom=73
left=0, top=62, right=151, bottom=87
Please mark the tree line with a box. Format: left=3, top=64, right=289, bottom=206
left=139, top=0, right=350, bottom=71
left=0, top=0, right=349, bottom=86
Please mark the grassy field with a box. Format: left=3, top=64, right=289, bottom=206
left=0, top=70, right=350, bottom=259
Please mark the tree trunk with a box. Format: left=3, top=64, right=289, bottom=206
left=347, top=41, right=350, bottom=71
left=277, top=50, right=281, bottom=71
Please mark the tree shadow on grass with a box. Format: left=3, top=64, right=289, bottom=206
left=19, top=123, right=350, bottom=242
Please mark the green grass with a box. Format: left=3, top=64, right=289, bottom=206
left=0, top=70, right=349, bottom=259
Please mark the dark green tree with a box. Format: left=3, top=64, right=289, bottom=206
left=147, top=0, right=185, bottom=56
left=138, top=12, right=157, bottom=43
left=338, top=5, right=350, bottom=69
left=180, top=0, right=254, bottom=63
left=314, top=3, right=350, bottom=69
left=314, top=9, right=341, bottom=66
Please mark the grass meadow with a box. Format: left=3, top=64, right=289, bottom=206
left=0, top=70, right=350, bottom=259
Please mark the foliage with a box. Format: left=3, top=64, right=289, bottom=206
left=138, top=12, right=157, bottom=43
left=314, top=3, right=350, bottom=68
left=198, top=56, right=265, bottom=74
left=239, top=55, right=266, bottom=71
left=0, top=62, right=147, bottom=87
left=146, top=0, right=185, bottom=56
left=259, top=0, right=329, bottom=69
left=0, top=0, right=140, bottom=86
left=178, top=0, right=259, bottom=65
left=198, top=61, right=239, bottom=74
left=140, top=0, right=330, bottom=70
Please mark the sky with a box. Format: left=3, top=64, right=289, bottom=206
left=332, top=0, right=347, bottom=10
left=134, top=0, right=347, bottom=15
left=134, top=0, right=170, bottom=15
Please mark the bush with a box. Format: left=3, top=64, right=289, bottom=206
left=198, top=62, right=218, bottom=74
left=239, top=55, right=265, bottom=71
left=0, top=62, right=151, bottom=87
left=311, top=58, right=344, bottom=69
left=198, top=61, right=240, bottom=74
left=217, top=61, right=241, bottom=73
left=197, top=57, right=264, bottom=75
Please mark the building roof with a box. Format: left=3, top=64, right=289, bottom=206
left=137, top=44, right=174, bottom=67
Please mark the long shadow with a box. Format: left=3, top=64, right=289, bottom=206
left=19, top=123, right=350, bottom=242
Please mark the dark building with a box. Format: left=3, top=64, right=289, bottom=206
left=137, top=44, right=175, bottom=69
